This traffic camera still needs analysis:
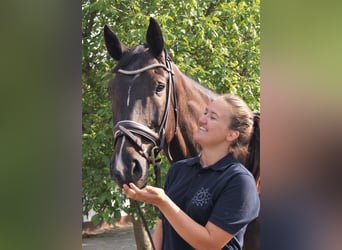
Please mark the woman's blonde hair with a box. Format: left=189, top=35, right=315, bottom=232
left=220, top=94, right=254, bottom=161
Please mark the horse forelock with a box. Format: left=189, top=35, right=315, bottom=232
left=113, top=44, right=159, bottom=73
left=113, top=44, right=145, bottom=71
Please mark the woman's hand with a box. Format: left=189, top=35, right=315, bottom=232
left=122, top=183, right=166, bottom=207
left=124, top=184, right=233, bottom=249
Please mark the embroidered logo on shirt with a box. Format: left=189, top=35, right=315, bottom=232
left=191, top=187, right=211, bottom=207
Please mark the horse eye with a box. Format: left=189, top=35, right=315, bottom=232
left=155, top=82, right=165, bottom=93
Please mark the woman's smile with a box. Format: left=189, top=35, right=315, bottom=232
left=198, top=126, right=207, bottom=132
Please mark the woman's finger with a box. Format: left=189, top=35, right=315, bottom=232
left=122, top=184, right=137, bottom=198
left=145, top=185, right=158, bottom=194
left=128, top=182, right=139, bottom=190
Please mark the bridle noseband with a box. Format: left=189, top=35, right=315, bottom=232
left=113, top=48, right=178, bottom=178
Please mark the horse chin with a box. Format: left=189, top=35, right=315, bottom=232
left=113, top=177, right=147, bottom=189
left=112, top=173, right=148, bottom=189
left=135, top=176, right=148, bottom=189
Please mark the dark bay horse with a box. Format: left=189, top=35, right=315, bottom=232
left=104, top=17, right=260, bottom=250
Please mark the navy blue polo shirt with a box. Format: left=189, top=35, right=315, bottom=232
left=159, top=153, right=260, bottom=250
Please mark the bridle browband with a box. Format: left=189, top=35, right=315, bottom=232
left=117, top=63, right=170, bottom=75
left=113, top=48, right=178, bottom=178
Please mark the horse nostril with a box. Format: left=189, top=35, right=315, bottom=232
left=131, top=160, right=142, bottom=181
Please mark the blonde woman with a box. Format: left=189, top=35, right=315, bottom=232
left=123, top=94, right=260, bottom=250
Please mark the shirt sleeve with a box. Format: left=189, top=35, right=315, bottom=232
left=209, top=173, right=260, bottom=235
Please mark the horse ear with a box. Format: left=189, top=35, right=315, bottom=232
left=104, top=25, right=128, bottom=61
left=146, top=17, right=164, bottom=57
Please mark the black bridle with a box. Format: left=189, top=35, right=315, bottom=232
left=112, top=49, right=177, bottom=250
left=113, top=48, right=177, bottom=182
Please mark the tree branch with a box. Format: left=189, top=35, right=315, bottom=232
left=205, top=2, right=216, bottom=17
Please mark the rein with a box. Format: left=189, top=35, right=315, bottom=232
left=113, top=48, right=177, bottom=250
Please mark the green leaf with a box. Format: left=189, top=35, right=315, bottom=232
left=91, top=214, right=101, bottom=226
left=114, top=210, right=121, bottom=219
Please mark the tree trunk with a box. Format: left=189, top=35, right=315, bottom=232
left=132, top=216, right=152, bottom=250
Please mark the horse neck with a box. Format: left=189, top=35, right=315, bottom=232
left=165, top=65, right=218, bottom=162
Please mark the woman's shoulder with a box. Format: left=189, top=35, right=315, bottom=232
left=218, top=154, right=256, bottom=185
left=230, top=162, right=254, bottom=176
left=214, top=153, right=252, bottom=175
left=225, top=163, right=255, bottom=184
left=222, top=164, right=258, bottom=195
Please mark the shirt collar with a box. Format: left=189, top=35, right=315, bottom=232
left=190, top=152, right=240, bottom=172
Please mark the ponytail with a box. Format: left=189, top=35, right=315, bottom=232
left=245, top=113, right=260, bottom=181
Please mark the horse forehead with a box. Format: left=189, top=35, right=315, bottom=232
left=115, top=45, right=154, bottom=70
left=111, top=74, right=154, bottom=106
left=112, top=73, right=152, bottom=93
left=130, top=56, right=160, bottom=71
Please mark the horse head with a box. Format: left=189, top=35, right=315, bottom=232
left=104, top=18, right=177, bottom=188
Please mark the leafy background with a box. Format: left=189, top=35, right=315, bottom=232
left=82, top=0, right=260, bottom=228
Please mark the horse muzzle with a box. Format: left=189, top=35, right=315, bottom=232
left=110, top=149, right=149, bottom=189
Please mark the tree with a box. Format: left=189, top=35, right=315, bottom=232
left=82, top=0, right=260, bottom=248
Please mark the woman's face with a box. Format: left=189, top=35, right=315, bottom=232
left=193, top=98, right=233, bottom=148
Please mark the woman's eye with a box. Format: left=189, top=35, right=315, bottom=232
left=155, top=82, right=165, bottom=93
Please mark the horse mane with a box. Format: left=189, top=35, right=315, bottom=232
left=182, top=73, right=219, bottom=100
